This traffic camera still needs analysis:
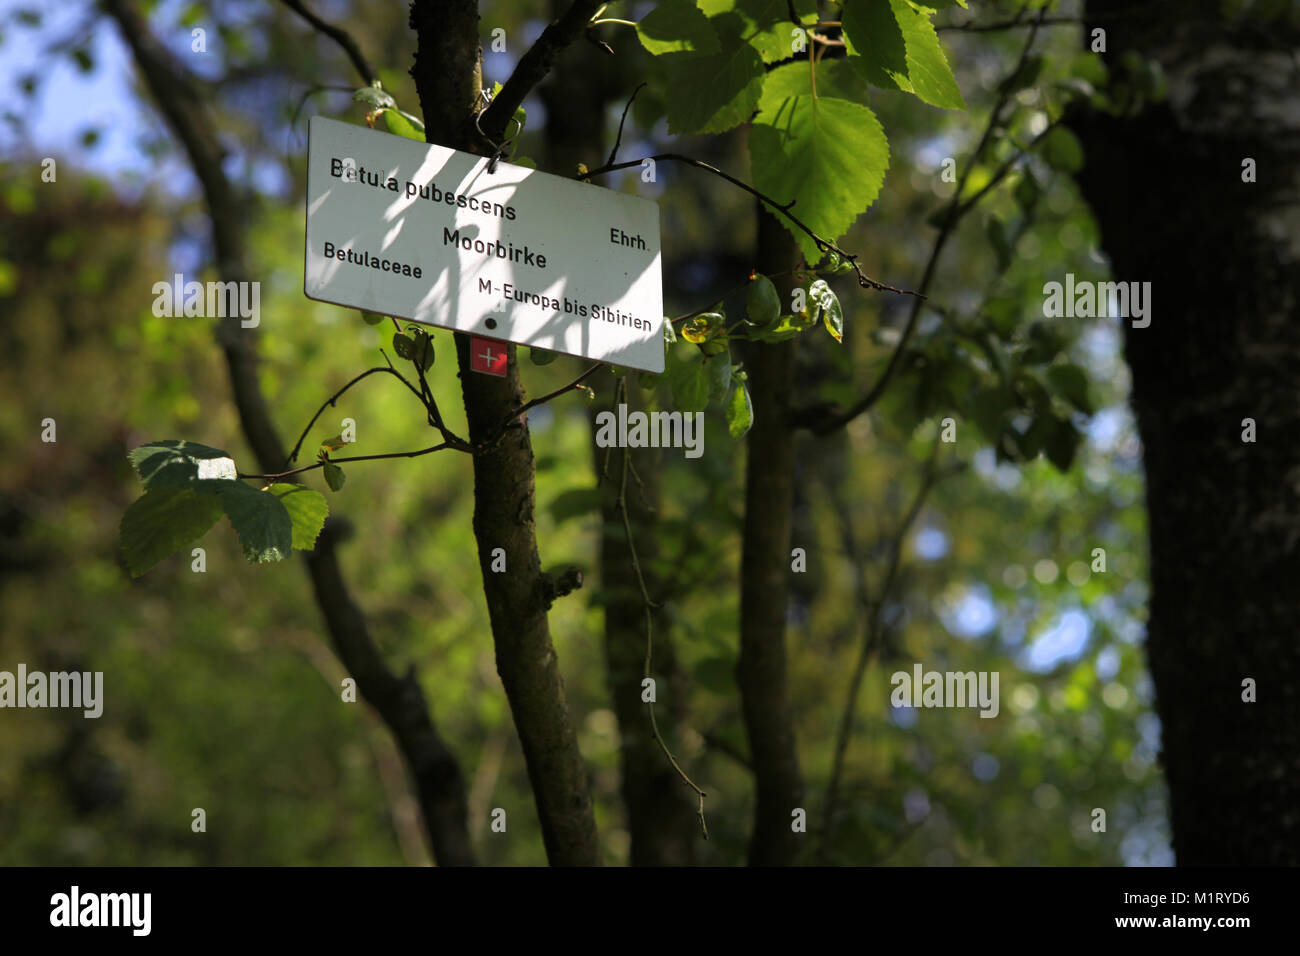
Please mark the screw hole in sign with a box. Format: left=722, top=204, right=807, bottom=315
left=471, top=336, right=508, bottom=377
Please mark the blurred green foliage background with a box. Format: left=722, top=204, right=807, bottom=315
left=0, top=0, right=1166, bottom=865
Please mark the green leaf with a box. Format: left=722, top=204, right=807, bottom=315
left=270, top=483, right=329, bottom=551
left=361, top=310, right=387, bottom=326
left=752, top=311, right=816, bottom=342
left=746, top=273, right=782, bottom=327
left=706, top=354, right=733, bottom=403
left=969, top=385, right=1011, bottom=444
left=120, top=488, right=224, bottom=578
left=842, top=0, right=909, bottom=92
left=670, top=353, right=710, bottom=413
left=891, top=0, right=964, bottom=109
left=1040, top=126, right=1085, bottom=173
left=701, top=0, right=817, bottom=63
left=352, top=83, right=395, bottom=110
left=411, top=330, right=434, bottom=371
left=1043, top=416, right=1082, bottom=472
left=382, top=109, right=425, bottom=141
left=682, top=312, right=725, bottom=344
left=322, top=461, right=346, bottom=493
left=393, top=331, right=415, bottom=361
left=808, top=279, right=844, bottom=343
left=215, top=481, right=293, bottom=565
left=843, top=0, right=965, bottom=110
left=1046, top=364, right=1093, bottom=415
left=1014, top=170, right=1041, bottom=212
left=128, top=440, right=236, bottom=490
left=726, top=379, right=754, bottom=439
left=819, top=250, right=855, bottom=275
left=655, top=34, right=765, bottom=134
left=751, top=62, right=890, bottom=263
left=637, top=0, right=721, bottom=54
left=529, top=347, right=558, bottom=365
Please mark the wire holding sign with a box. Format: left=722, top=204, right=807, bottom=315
left=304, top=116, right=664, bottom=372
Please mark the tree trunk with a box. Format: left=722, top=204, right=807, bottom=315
left=409, top=0, right=600, bottom=866
left=1072, top=0, right=1300, bottom=864
left=737, top=205, right=805, bottom=865
left=591, top=420, right=699, bottom=865
left=106, top=0, right=475, bottom=866
left=529, top=1, right=699, bottom=865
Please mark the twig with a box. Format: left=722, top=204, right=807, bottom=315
left=937, top=11, right=1151, bottom=33
left=479, top=0, right=605, bottom=144
left=289, top=83, right=356, bottom=135
left=286, top=367, right=417, bottom=466
left=582, top=153, right=919, bottom=297
left=494, top=362, right=603, bottom=435
left=240, top=442, right=456, bottom=482
left=954, top=118, right=1060, bottom=219
left=819, top=438, right=943, bottom=860
left=277, top=0, right=376, bottom=85
left=604, top=82, right=646, bottom=169
left=612, top=378, right=709, bottom=839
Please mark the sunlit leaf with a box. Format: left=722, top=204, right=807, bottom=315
left=270, top=483, right=329, bottom=551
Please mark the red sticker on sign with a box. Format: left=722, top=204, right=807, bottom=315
left=470, top=336, right=508, bottom=377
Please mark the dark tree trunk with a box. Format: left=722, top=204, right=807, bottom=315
left=535, top=13, right=699, bottom=865
left=107, top=0, right=476, bottom=866
left=409, top=0, right=600, bottom=866
left=590, top=423, right=699, bottom=866
left=1072, top=0, right=1300, bottom=864
left=737, top=205, right=805, bottom=865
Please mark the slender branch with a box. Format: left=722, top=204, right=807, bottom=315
left=819, top=439, right=943, bottom=859
left=582, top=153, right=918, bottom=297
left=604, top=82, right=647, bottom=169
left=479, top=0, right=605, bottom=144
left=289, top=83, right=357, bottom=134
left=799, top=11, right=1047, bottom=435
left=611, top=379, right=709, bottom=839
left=378, top=348, right=428, bottom=405
left=277, top=0, right=376, bottom=86
left=954, top=118, right=1061, bottom=219
left=936, top=14, right=1113, bottom=32
left=240, top=442, right=457, bottom=482
left=286, top=366, right=416, bottom=466
left=494, top=362, right=603, bottom=435
left=409, top=345, right=467, bottom=449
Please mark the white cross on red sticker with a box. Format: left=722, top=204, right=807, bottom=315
left=470, top=336, right=508, bottom=377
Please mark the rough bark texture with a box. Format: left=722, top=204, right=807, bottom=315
left=738, top=205, right=805, bottom=865
left=409, top=0, right=601, bottom=866
left=535, top=14, right=699, bottom=864
left=1072, top=0, right=1300, bottom=864
left=106, top=0, right=475, bottom=865
left=591, top=419, right=699, bottom=866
